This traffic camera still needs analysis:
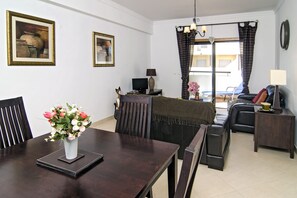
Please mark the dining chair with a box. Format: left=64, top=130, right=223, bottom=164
left=115, top=95, right=152, bottom=139
left=0, top=96, right=33, bottom=149
left=174, top=124, right=207, bottom=198
left=115, top=94, right=153, bottom=197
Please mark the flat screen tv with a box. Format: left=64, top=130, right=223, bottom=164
left=132, top=78, right=148, bottom=92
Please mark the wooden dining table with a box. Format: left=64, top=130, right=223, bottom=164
left=0, top=128, right=179, bottom=198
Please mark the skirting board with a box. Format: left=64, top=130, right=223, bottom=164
left=91, top=115, right=114, bottom=128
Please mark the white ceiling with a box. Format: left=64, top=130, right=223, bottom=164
left=110, top=0, right=281, bottom=21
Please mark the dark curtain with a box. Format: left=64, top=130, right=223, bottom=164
left=238, top=22, right=258, bottom=94
left=176, top=27, right=196, bottom=99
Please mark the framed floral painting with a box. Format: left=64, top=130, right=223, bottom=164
left=93, top=32, right=115, bottom=67
left=6, top=10, right=55, bottom=66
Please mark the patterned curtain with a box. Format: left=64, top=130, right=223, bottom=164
left=238, top=22, right=258, bottom=94
left=176, top=27, right=196, bottom=99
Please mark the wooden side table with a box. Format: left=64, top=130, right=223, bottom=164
left=254, top=108, right=295, bottom=158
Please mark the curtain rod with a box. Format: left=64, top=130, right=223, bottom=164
left=199, top=20, right=258, bottom=27
left=176, top=20, right=258, bottom=28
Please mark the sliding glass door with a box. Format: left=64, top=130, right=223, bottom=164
left=190, top=40, right=241, bottom=108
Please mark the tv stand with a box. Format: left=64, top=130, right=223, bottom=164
left=127, top=89, right=162, bottom=96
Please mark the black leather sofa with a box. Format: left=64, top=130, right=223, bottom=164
left=150, top=96, right=230, bottom=171
left=228, top=85, right=285, bottom=133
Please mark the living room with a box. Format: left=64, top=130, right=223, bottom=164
left=1, top=0, right=295, bottom=137
left=0, top=0, right=296, bottom=197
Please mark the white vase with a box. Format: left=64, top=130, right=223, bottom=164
left=63, top=138, right=78, bottom=160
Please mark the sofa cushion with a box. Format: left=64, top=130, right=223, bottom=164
left=252, top=88, right=266, bottom=103
left=255, top=89, right=268, bottom=104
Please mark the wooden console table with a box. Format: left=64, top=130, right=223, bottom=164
left=254, top=108, right=295, bottom=158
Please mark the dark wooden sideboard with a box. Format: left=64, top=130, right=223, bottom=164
left=254, top=108, right=295, bottom=158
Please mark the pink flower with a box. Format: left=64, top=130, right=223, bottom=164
left=188, top=82, right=200, bottom=94
left=60, top=112, right=65, bottom=117
left=43, top=112, right=53, bottom=119
left=80, top=112, right=88, bottom=119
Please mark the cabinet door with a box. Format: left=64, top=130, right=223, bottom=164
left=257, top=114, right=291, bottom=149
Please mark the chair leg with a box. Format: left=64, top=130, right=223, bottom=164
left=146, top=189, right=153, bottom=198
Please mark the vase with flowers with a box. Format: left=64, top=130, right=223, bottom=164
left=43, top=103, right=92, bottom=160
left=188, top=81, right=200, bottom=100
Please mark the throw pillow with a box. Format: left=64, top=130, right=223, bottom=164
left=252, top=88, right=266, bottom=103
left=255, top=90, right=268, bottom=104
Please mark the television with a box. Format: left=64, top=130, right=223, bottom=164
left=132, top=78, right=148, bottom=93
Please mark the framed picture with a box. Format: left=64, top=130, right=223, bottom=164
left=6, top=11, right=55, bottom=66
left=93, top=32, right=115, bottom=67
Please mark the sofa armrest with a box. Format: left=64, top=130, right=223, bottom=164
left=237, top=94, right=257, bottom=101
left=229, top=103, right=256, bottom=126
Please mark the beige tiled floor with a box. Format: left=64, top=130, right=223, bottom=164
left=92, top=117, right=297, bottom=198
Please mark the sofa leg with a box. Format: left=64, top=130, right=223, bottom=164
left=231, top=129, right=237, bottom=133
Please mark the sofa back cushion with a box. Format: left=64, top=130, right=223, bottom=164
left=152, top=96, right=215, bottom=126
left=265, top=85, right=276, bottom=104
left=252, top=88, right=266, bottom=103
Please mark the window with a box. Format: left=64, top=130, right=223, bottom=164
left=190, top=40, right=241, bottom=107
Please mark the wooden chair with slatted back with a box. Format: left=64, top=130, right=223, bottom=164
left=115, top=95, right=152, bottom=139
left=174, top=124, right=207, bottom=198
left=0, top=97, right=33, bottom=149
left=115, top=94, right=153, bottom=197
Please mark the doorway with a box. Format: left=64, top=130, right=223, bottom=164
left=189, top=40, right=241, bottom=108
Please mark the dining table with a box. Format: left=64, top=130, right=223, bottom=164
left=0, top=128, right=179, bottom=198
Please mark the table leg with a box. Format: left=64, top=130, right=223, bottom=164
left=254, top=133, right=258, bottom=152
left=290, top=147, right=294, bottom=159
left=167, top=153, right=177, bottom=198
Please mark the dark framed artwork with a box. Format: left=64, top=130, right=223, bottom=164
left=6, top=11, right=55, bottom=66
left=93, top=32, right=115, bottom=67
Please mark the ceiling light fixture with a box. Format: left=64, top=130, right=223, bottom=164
left=184, top=0, right=207, bottom=37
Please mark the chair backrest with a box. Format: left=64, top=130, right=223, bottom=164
left=234, top=82, right=244, bottom=94
left=174, top=124, right=207, bottom=198
left=115, top=95, right=152, bottom=139
left=0, top=97, right=32, bottom=149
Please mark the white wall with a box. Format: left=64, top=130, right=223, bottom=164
left=0, top=0, right=151, bottom=137
left=41, top=0, right=153, bottom=34
left=275, top=0, right=297, bottom=145
left=152, top=11, right=276, bottom=97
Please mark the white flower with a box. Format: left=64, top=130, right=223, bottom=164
left=79, top=126, right=86, bottom=132
left=68, top=134, right=76, bottom=141
left=60, top=130, right=66, bottom=134
left=69, top=104, right=78, bottom=112
left=51, top=127, right=56, bottom=134
left=82, top=120, right=89, bottom=126
left=71, top=119, right=86, bottom=132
